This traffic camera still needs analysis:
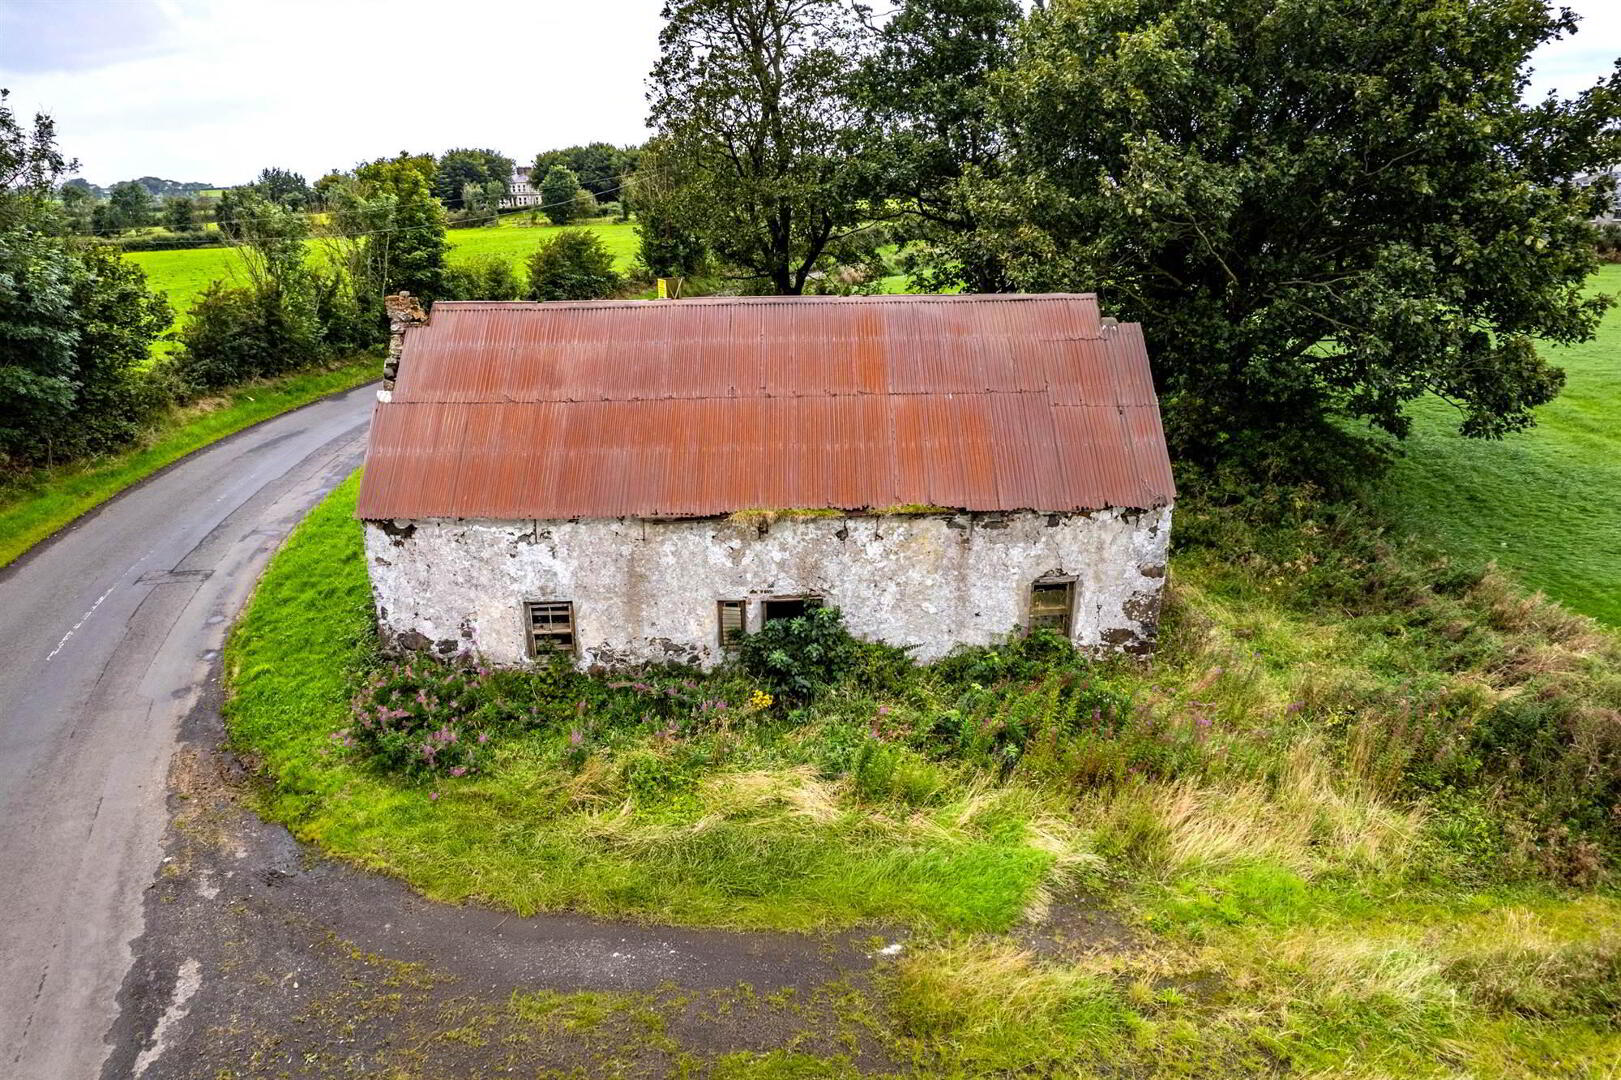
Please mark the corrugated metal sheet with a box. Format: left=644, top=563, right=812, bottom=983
left=356, top=294, right=1175, bottom=520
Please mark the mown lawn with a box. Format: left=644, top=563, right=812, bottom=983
left=226, top=471, right=1621, bottom=1076
left=0, top=358, right=376, bottom=569
left=1379, top=264, right=1621, bottom=625
left=126, top=217, right=641, bottom=339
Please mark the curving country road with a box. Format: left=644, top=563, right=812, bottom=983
left=0, top=382, right=376, bottom=1079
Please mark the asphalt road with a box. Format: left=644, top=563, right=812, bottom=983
left=0, top=382, right=376, bottom=1080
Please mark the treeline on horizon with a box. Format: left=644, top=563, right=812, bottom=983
left=48, top=142, right=642, bottom=248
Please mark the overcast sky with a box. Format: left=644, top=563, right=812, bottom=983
left=1, top=0, right=1616, bottom=187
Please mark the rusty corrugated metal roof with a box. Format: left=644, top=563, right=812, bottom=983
left=355, top=294, right=1175, bottom=520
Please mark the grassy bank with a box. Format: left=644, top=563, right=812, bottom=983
left=1380, top=263, right=1621, bottom=625
left=226, top=475, right=1621, bottom=1074
left=0, top=358, right=376, bottom=569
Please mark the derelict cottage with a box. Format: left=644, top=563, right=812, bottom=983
left=356, top=292, right=1175, bottom=668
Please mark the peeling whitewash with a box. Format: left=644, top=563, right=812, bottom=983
left=363, top=507, right=1172, bottom=668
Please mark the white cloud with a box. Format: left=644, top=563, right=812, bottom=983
left=1524, top=3, right=1621, bottom=100
left=5, top=0, right=663, bottom=184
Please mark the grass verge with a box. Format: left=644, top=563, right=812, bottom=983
left=0, top=357, right=376, bottom=570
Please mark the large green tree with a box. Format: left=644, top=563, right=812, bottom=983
left=647, top=0, right=882, bottom=294
left=434, top=148, right=515, bottom=209
left=968, top=0, right=1621, bottom=463
left=163, top=195, right=197, bottom=232
left=256, top=167, right=310, bottom=210
left=533, top=143, right=638, bottom=203
left=538, top=165, right=586, bottom=225
left=0, top=90, right=169, bottom=465
left=339, top=153, right=451, bottom=299
left=106, top=180, right=153, bottom=232
left=630, top=137, right=709, bottom=278
left=859, top=0, right=1020, bottom=292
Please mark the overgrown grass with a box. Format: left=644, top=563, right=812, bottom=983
left=0, top=357, right=376, bottom=569
left=1379, top=263, right=1621, bottom=625
left=227, top=473, right=1621, bottom=1074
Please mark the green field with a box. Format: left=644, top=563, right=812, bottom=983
left=1381, top=264, right=1621, bottom=625
left=126, top=218, right=640, bottom=330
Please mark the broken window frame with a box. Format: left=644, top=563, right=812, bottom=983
left=524, top=599, right=577, bottom=658
left=717, top=599, right=747, bottom=649
left=1028, top=578, right=1076, bottom=636
left=761, top=595, right=825, bottom=625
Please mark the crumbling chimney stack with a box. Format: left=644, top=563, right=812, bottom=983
left=381, top=292, right=428, bottom=394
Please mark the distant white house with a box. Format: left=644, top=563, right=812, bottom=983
left=499, top=165, right=540, bottom=209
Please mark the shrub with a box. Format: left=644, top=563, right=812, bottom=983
left=525, top=229, right=621, bottom=301
left=443, top=255, right=522, bottom=301
left=737, top=607, right=859, bottom=705
left=169, top=280, right=324, bottom=392
left=0, top=233, right=172, bottom=465
left=343, top=658, right=502, bottom=779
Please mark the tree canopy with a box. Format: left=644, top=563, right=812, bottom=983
left=955, top=0, right=1621, bottom=462
left=256, top=167, right=311, bottom=211
left=646, top=0, right=882, bottom=295
left=538, top=165, right=588, bottom=225
left=434, top=148, right=514, bottom=210
left=533, top=143, right=637, bottom=203
left=858, top=0, right=1021, bottom=292
left=0, top=90, right=170, bottom=465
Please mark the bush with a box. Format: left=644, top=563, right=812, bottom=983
left=443, top=255, right=523, bottom=301
left=169, top=281, right=324, bottom=392
left=344, top=658, right=504, bottom=778
left=737, top=607, right=860, bottom=705
left=0, top=234, right=172, bottom=465
left=525, top=229, right=621, bottom=301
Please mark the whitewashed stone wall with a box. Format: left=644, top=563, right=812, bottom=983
left=363, top=508, right=1172, bottom=668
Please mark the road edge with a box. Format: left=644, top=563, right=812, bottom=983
left=0, top=376, right=378, bottom=587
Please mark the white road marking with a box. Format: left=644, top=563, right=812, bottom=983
left=45, top=585, right=117, bottom=662
left=130, top=957, right=202, bottom=1079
